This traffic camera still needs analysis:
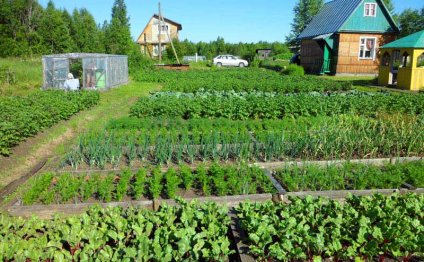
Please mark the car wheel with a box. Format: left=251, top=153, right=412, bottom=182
left=239, top=62, right=245, bottom=68
left=216, top=62, right=222, bottom=67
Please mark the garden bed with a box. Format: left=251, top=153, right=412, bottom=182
left=232, top=193, right=424, bottom=262
left=12, top=164, right=277, bottom=213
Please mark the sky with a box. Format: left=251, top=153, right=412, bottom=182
left=39, top=0, right=423, bottom=43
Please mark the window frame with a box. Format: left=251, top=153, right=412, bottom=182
left=364, top=3, right=377, bottom=17
left=358, top=36, right=377, bottom=60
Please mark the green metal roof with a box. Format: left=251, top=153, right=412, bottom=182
left=298, top=0, right=398, bottom=40
left=381, top=30, right=424, bottom=48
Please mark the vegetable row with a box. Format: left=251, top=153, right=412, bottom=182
left=130, top=92, right=424, bottom=120
left=135, top=68, right=352, bottom=93
left=0, top=90, right=100, bottom=155
left=275, top=160, right=424, bottom=191
left=66, top=114, right=424, bottom=167
left=22, top=165, right=275, bottom=205
left=1, top=201, right=233, bottom=261
left=237, top=193, right=424, bottom=261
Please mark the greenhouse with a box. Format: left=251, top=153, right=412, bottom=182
left=42, top=53, right=128, bottom=90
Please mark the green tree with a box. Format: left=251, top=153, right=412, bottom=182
left=105, top=0, right=132, bottom=55
left=71, top=8, right=103, bottom=52
left=397, top=7, right=424, bottom=37
left=382, top=0, right=394, bottom=14
left=0, top=0, right=44, bottom=56
left=287, top=0, right=324, bottom=43
left=38, top=1, right=74, bottom=53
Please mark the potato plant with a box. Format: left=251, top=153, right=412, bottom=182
left=0, top=90, right=99, bottom=155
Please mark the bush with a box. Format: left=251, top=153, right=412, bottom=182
left=282, top=64, right=305, bottom=76
left=128, top=44, right=154, bottom=74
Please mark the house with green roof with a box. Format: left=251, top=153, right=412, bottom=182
left=297, top=0, right=399, bottom=75
left=378, top=30, right=424, bottom=90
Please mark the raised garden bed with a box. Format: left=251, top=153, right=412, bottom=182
left=233, top=193, right=424, bottom=262
left=17, top=164, right=277, bottom=206
left=2, top=200, right=234, bottom=261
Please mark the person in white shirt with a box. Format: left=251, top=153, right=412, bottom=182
left=64, top=73, right=80, bottom=91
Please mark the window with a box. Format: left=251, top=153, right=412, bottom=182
left=402, top=52, right=410, bottom=68
left=364, top=3, right=377, bottom=17
left=391, top=50, right=401, bottom=70
left=158, top=24, right=169, bottom=32
left=381, top=52, right=390, bottom=66
left=359, top=37, right=376, bottom=59
left=417, top=53, right=424, bottom=68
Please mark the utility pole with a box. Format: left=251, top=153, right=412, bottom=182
left=158, top=1, right=162, bottom=62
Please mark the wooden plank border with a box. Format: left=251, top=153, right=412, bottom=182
left=7, top=194, right=273, bottom=219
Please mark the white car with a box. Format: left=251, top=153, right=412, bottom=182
left=213, top=55, right=249, bottom=67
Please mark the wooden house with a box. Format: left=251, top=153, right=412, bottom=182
left=378, top=30, right=424, bottom=91
left=256, top=49, right=272, bottom=60
left=136, top=14, right=182, bottom=58
left=297, top=0, right=399, bottom=75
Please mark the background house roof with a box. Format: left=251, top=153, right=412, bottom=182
left=297, top=0, right=362, bottom=39
left=381, top=30, right=424, bottom=49
left=153, top=14, right=182, bottom=30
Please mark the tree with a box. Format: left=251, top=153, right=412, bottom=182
left=71, top=8, right=103, bottom=52
left=382, top=0, right=394, bottom=15
left=286, top=0, right=324, bottom=44
left=105, top=0, right=132, bottom=55
left=38, top=1, right=74, bottom=53
left=0, top=0, right=44, bottom=56
left=397, top=7, right=424, bottom=37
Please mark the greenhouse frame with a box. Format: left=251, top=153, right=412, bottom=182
left=42, top=53, right=128, bottom=90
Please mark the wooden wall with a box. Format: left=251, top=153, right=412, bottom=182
left=300, top=40, right=323, bottom=74
left=335, top=33, right=397, bottom=74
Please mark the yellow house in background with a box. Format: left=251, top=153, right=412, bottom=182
left=136, top=14, right=182, bottom=59
left=378, top=30, right=424, bottom=91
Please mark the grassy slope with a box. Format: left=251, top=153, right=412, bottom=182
left=0, top=57, right=159, bottom=189
left=0, top=57, right=43, bottom=96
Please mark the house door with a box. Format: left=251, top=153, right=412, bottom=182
left=320, top=43, right=332, bottom=74
left=390, top=50, right=401, bottom=85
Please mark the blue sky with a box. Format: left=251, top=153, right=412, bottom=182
left=39, top=0, right=422, bottom=43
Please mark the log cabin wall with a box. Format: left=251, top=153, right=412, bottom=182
left=335, top=33, right=397, bottom=75
left=300, top=40, right=323, bottom=74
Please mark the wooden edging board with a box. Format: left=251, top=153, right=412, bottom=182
left=7, top=193, right=273, bottom=219
left=252, top=156, right=423, bottom=171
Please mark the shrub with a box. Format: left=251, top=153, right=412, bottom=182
left=282, top=64, right=305, bottom=76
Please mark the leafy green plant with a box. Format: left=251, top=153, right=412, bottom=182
left=0, top=200, right=234, bottom=261
left=165, top=168, right=181, bottom=199
left=132, top=168, right=147, bottom=199
left=236, top=193, right=424, bottom=261
left=97, top=175, right=115, bottom=202
left=0, top=90, right=99, bottom=156
left=281, top=64, right=304, bottom=76
left=197, top=165, right=211, bottom=196
left=149, top=167, right=163, bottom=199
left=115, top=169, right=131, bottom=201
left=180, top=164, right=194, bottom=191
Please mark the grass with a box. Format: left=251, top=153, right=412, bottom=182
left=0, top=57, right=43, bottom=96
left=0, top=80, right=160, bottom=189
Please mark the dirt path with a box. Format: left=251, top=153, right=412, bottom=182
left=0, top=82, right=159, bottom=202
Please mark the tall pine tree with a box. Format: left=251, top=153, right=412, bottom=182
left=105, top=0, right=132, bottom=55
left=286, top=0, right=324, bottom=44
